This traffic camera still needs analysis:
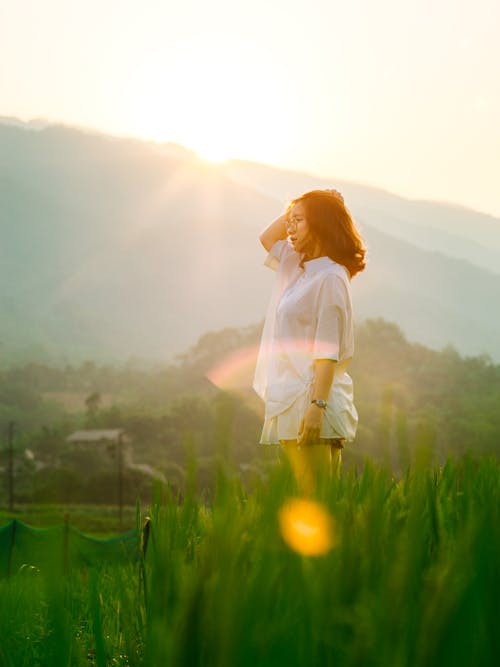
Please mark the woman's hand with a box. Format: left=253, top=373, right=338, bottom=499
left=259, top=213, right=288, bottom=252
left=297, top=360, right=336, bottom=446
left=297, top=404, right=324, bottom=447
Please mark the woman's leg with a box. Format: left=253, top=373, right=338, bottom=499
left=280, top=440, right=342, bottom=495
left=330, top=445, right=342, bottom=479
left=280, top=440, right=313, bottom=494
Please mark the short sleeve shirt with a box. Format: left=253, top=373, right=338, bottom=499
left=253, top=240, right=357, bottom=437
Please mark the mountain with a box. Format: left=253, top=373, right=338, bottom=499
left=220, top=160, right=500, bottom=275
left=1, top=119, right=499, bottom=364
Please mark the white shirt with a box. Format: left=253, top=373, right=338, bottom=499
left=253, top=239, right=357, bottom=440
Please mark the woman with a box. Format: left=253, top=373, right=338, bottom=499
left=253, top=189, right=366, bottom=489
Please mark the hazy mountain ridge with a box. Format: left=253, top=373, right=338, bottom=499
left=221, top=159, right=500, bottom=273
left=1, top=120, right=499, bottom=364
left=352, top=225, right=500, bottom=355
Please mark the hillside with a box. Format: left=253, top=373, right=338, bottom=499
left=1, top=120, right=500, bottom=363
left=222, top=159, right=500, bottom=273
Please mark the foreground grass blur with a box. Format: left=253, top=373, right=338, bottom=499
left=0, top=504, right=137, bottom=535
left=1, top=452, right=499, bottom=666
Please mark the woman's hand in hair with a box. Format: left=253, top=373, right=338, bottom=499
left=259, top=213, right=288, bottom=252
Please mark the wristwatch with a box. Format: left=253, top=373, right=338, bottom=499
left=311, top=399, right=327, bottom=408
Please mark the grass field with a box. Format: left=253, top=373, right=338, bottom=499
left=0, top=452, right=499, bottom=666
left=0, top=504, right=138, bottom=536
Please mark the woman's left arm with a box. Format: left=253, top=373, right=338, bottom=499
left=297, top=359, right=336, bottom=446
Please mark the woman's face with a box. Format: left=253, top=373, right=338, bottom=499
left=286, top=202, right=316, bottom=255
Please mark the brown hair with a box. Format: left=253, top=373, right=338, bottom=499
left=287, top=189, right=366, bottom=277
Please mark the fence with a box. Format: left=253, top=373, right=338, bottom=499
left=0, top=518, right=150, bottom=577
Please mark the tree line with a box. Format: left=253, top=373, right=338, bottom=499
left=1, top=318, right=499, bottom=504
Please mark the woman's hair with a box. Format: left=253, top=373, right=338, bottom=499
left=287, top=189, right=366, bottom=277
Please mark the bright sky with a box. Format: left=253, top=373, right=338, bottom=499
left=1, top=0, right=499, bottom=217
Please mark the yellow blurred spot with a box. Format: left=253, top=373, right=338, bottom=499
left=278, top=497, right=338, bottom=556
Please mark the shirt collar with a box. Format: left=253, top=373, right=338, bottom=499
left=302, top=255, right=336, bottom=275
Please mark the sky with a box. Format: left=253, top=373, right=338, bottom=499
left=1, top=0, right=499, bottom=218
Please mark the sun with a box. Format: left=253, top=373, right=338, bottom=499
left=192, top=142, right=233, bottom=164
left=130, top=44, right=292, bottom=168
left=198, top=152, right=226, bottom=164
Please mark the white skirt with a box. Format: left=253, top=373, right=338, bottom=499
left=259, top=389, right=344, bottom=445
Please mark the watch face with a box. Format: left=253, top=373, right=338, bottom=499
left=313, top=399, right=327, bottom=408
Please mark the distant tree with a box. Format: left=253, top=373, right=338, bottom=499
left=85, top=391, right=101, bottom=425
left=177, top=323, right=262, bottom=373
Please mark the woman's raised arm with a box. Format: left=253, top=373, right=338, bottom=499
left=259, top=213, right=288, bottom=252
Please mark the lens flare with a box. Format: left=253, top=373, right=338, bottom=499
left=206, top=345, right=260, bottom=389
left=278, top=497, right=338, bottom=556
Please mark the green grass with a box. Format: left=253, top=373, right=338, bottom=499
left=0, top=453, right=499, bottom=666
left=0, top=504, right=138, bottom=535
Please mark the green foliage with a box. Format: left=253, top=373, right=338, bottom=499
left=144, top=454, right=500, bottom=666
left=0, top=455, right=499, bottom=665
left=0, top=504, right=137, bottom=535
left=350, top=319, right=500, bottom=463
left=2, top=318, right=500, bottom=508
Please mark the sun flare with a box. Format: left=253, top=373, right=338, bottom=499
left=130, top=43, right=292, bottom=167
left=279, top=497, right=338, bottom=556
left=192, top=143, right=232, bottom=164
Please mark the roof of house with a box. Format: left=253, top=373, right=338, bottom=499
left=66, top=429, right=126, bottom=443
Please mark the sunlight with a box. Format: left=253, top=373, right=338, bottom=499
left=130, top=43, right=292, bottom=167
left=197, top=150, right=227, bottom=164
left=206, top=345, right=260, bottom=390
